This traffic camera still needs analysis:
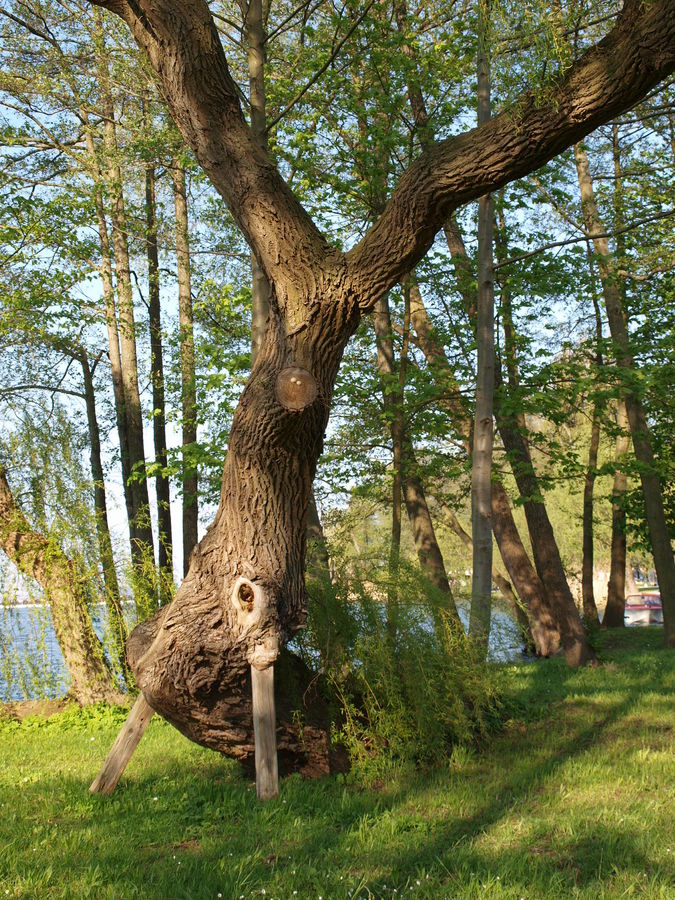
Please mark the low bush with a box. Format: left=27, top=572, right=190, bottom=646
left=300, top=560, right=502, bottom=780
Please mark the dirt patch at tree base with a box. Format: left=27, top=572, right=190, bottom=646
left=0, top=698, right=71, bottom=721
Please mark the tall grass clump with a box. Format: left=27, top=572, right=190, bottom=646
left=300, top=558, right=502, bottom=780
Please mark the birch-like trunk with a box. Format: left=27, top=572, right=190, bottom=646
left=408, top=280, right=562, bottom=655
left=146, top=158, right=173, bottom=597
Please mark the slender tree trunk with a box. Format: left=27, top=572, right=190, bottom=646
left=496, top=410, right=594, bottom=664
left=574, top=140, right=675, bottom=647
left=442, top=505, right=533, bottom=647
left=90, top=169, right=137, bottom=560
left=390, top=3, right=563, bottom=653
left=453, top=200, right=592, bottom=661
left=170, top=160, right=199, bottom=576
left=490, top=479, right=562, bottom=655
left=581, top=281, right=604, bottom=625
left=95, top=9, right=156, bottom=590
left=0, top=468, right=122, bottom=704
left=407, top=280, right=559, bottom=653
left=374, top=295, right=403, bottom=632
left=373, top=291, right=459, bottom=625
left=604, top=399, right=631, bottom=627
left=470, top=0, right=494, bottom=646
left=146, top=157, right=173, bottom=600
left=582, top=408, right=601, bottom=624
left=79, top=349, right=128, bottom=676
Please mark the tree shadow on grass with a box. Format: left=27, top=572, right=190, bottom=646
left=4, top=652, right=672, bottom=898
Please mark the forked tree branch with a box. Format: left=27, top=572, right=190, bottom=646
left=87, top=0, right=675, bottom=320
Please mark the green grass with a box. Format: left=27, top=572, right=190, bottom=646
left=0, top=628, right=673, bottom=899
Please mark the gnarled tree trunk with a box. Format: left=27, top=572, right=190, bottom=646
left=84, top=0, right=674, bottom=761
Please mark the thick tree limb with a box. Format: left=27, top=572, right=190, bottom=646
left=347, top=0, right=675, bottom=307
left=87, top=1, right=674, bottom=322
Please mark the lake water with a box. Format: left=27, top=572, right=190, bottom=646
left=0, top=599, right=525, bottom=702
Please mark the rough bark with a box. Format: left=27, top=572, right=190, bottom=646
left=574, top=140, right=675, bottom=646
left=604, top=400, right=631, bottom=627
left=170, top=160, right=199, bottom=576
left=0, top=468, right=122, bottom=705
left=81, top=0, right=674, bottom=756
left=146, top=158, right=173, bottom=596
left=243, top=0, right=272, bottom=364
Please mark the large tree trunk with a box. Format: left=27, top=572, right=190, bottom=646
left=573, top=140, right=674, bottom=647
left=146, top=157, right=173, bottom=598
left=86, top=0, right=675, bottom=758
left=125, top=292, right=358, bottom=762
left=0, top=468, right=123, bottom=705
left=604, top=399, right=631, bottom=627
left=170, top=160, right=199, bottom=576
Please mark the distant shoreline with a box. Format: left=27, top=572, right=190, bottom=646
left=1, top=600, right=135, bottom=610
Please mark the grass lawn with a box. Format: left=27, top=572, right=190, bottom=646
left=0, top=628, right=673, bottom=899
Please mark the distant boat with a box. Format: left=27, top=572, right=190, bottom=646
left=624, top=592, right=662, bottom=626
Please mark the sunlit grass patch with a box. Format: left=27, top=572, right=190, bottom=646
left=0, top=627, right=673, bottom=898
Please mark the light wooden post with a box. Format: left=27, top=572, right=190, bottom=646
left=251, top=665, right=278, bottom=800
left=89, top=694, right=154, bottom=795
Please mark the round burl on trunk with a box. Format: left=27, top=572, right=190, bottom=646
left=275, top=366, right=317, bottom=411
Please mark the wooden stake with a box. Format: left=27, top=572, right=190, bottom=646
left=89, top=694, right=155, bottom=795
left=251, top=664, right=278, bottom=800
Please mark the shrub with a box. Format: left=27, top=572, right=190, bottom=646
left=300, top=559, right=502, bottom=781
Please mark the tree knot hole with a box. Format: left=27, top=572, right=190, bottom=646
left=275, top=366, right=318, bottom=412
left=238, top=581, right=255, bottom=612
